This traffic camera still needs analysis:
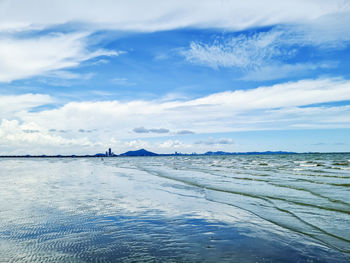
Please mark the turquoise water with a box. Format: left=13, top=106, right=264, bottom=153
left=0, top=154, right=349, bottom=262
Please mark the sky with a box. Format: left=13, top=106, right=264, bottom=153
left=0, top=0, right=350, bottom=155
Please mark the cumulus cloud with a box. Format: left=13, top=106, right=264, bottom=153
left=22, top=129, right=40, bottom=133
left=158, top=140, right=191, bottom=149
left=0, top=119, right=93, bottom=154
left=17, top=78, right=350, bottom=136
left=124, top=140, right=150, bottom=150
left=1, top=77, right=350, bottom=153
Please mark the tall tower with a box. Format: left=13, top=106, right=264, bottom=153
left=108, top=148, right=112, bottom=156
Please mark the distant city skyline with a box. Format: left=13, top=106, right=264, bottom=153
left=0, top=147, right=321, bottom=157
left=0, top=1, right=350, bottom=155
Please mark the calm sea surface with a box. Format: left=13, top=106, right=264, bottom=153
left=0, top=154, right=349, bottom=262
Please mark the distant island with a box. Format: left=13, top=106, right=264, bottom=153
left=0, top=148, right=303, bottom=158
left=120, top=149, right=159, bottom=156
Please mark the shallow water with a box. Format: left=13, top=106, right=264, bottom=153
left=0, top=154, right=349, bottom=262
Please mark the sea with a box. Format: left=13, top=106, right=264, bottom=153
left=0, top=154, right=349, bottom=262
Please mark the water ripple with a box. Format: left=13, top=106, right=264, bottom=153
left=0, top=155, right=349, bottom=262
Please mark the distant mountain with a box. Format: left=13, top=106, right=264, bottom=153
left=204, top=151, right=228, bottom=155
left=204, top=151, right=295, bottom=155
left=120, top=149, right=158, bottom=156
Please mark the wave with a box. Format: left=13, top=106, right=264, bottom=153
left=131, top=154, right=350, bottom=255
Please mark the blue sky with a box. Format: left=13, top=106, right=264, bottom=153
left=0, top=0, right=350, bottom=154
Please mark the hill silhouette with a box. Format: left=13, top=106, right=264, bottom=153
left=120, top=149, right=158, bottom=156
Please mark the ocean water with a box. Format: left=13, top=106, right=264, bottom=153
left=0, top=154, right=349, bottom=262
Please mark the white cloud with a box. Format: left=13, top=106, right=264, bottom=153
left=133, top=127, right=149, bottom=133
left=181, top=23, right=350, bottom=71
left=45, top=70, right=95, bottom=80
left=0, top=1, right=348, bottom=82
left=241, top=62, right=335, bottom=81
left=124, top=140, right=150, bottom=150
left=148, top=128, right=169, bottom=133
left=182, top=31, right=285, bottom=69
left=0, top=93, right=53, bottom=118
left=1, top=77, right=350, bottom=153
left=180, top=10, right=350, bottom=71
left=19, top=78, right=350, bottom=134
left=0, top=0, right=348, bottom=32
left=0, top=119, right=93, bottom=155
left=195, top=137, right=234, bottom=145
left=185, top=78, right=350, bottom=110
left=133, top=127, right=169, bottom=134
left=266, top=105, right=350, bottom=128
left=289, top=12, right=350, bottom=48
left=158, top=140, right=191, bottom=149
left=177, top=130, right=195, bottom=135
left=0, top=32, right=120, bottom=82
